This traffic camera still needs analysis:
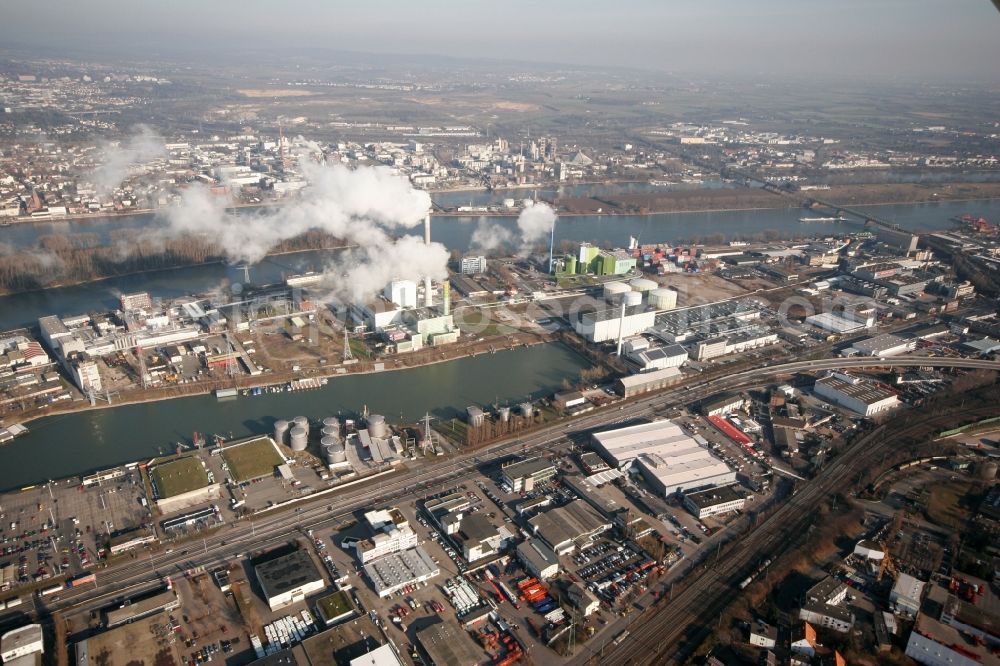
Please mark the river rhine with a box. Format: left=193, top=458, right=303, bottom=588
left=0, top=343, right=587, bottom=491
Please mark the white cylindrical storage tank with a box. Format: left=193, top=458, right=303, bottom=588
left=328, top=443, right=347, bottom=464
left=274, top=419, right=290, bottom=446
left=368, top=414, right=387, bottom=438
left=603, top=281, right=630, bottom=301
left=649, top=287, right=678, bottom=310
left=630, top=278, right=657, bottom=293
left=519, top=402, right=533, bottom=417
left=321, top=435, right=339, bottom=449
left=289, top=426, right=308, bottom=451
left=322, top=417, right=340, bottom=430
left=622, top=291, right=642, bottom=307
left=499, top=407, right=511, bottom=422
left=293, top=415, right=309, bottom=432
left=321, top=425, right=340, bottom=440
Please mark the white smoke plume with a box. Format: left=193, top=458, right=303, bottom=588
left=91, top=125, right=166, bottom=193
left=468, top=202, right=558, bottom=254
left=318, top=235, right=450, bottom=304
left=158, top=162, right=440, bottom=303
left=470, top=218, right=515, bottom=251
left=516, top=202, right=557, bottom=245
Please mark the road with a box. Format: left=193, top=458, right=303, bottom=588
left=37, top=356, right=1000, bottom=642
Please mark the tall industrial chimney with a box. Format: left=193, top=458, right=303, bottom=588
left=423, top=212, right=433, bottom=307
left=615, top=298, right=627, bottom=356
left=548, top=216, right=556, bottom=274
left=443, top=280, right=451, bottom=316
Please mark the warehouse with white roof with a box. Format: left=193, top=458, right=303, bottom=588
left=591, top=420, right=735, bottom=497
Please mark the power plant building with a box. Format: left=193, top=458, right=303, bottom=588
left=384, top=280, right=417, bottom=309
left=573, top=306, right=657, bottom=343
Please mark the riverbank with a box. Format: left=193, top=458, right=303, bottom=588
left=0, top=243, right=351, bottom=298
left=5, top=179, right=998, bottom=229
left=15, top=328, right=561, bottom=428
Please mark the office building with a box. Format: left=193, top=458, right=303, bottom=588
left=460, top=255, right=487, bottom=275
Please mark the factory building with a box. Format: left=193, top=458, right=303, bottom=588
left=637, top=449, right=737, bottom=498
left=813, top=373, right=899, bottom=418
left=692, top=330, right=778, bottom=361
left=1, top=625, right=43, bottom=663
left=681, top=485, right=745, bottom=519
left=527, top=499, right=612, bottom=555
left=453, top=512, right=508, bottom=561
left=105, top=588, right=180, bottom=628
left=254, top=549, right=326, bottom=611
left=626, top=341, right=688, bottom=372
left=846, top=333, right=916, bottom=358
left=615, top=367, right=682, bottom=398
left=573, top=306, right=657, bottom=343
left=700, top=393, right=746, bottom=417
left=460, top=255, right=487, bottom=275
left=591, top=420, right=735, bottom=497
left=500, top=457, right=557, bottom=492
left=352, top=300, right=403, bottom=332
left=363, top=546, right=440, bottom=598
left=890, top=573, right=925, bottom=618
left=516, top=539, right=560, bottom=580
left=804, top=312, right=871, bottom=335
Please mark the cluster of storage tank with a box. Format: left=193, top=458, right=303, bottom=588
left=603, top=279, right=677, bottom=310
left=321, top=417, right=346, bottom=465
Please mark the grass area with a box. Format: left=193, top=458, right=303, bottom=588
left=316, top=590, right=356, bottom=623
left=222, top=436, right=285, bottom=483
left=150, top=456, right=209, bottom=499
left=926, top=481, right=974, bottom=529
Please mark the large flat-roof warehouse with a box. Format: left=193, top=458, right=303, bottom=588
left=591, top=420, right=735, bottom=497
left=255, top=549, right=326, bottom=611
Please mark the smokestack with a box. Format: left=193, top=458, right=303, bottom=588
left=443, top=280, right=450, bottom=316
left=616, top=298, right=627, bottom=356
left=423, top=211, right=433, bottom=307
left=548, top=215, right=556, bottom=274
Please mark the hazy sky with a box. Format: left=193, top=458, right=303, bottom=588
left=4, top=0, right=999, bottom=82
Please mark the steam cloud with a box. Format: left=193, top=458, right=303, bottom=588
left=91, top=125, right=166, bottom=193
left=159, top=161, right=442, bottom=303
left=469, top=202, right=557, bottom=254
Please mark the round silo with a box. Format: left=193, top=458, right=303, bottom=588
left=630, top=278, right=657, bottom=293
left=603, top=281, right=630, bottom=301
left=368, top=414, right=387, bottom=438
left=293, top=415, right=309, bottom=432
left=328, top=443, right=347, bottom=464
left=273, top=419, right=290, bottom=446
left=519, top=402, right=533, bottom=418
left=289, top=426, right=308, bottom=451
left=623, top=291, right=642, bottom=307
left=499, top=406, right=511, bottom=422
left=564, top=255, right=577, bottom=275
left=649, top=287, right=678, bottom=310
left=321, top=425, right=340, bottom=440
left=322, top=417, right=340, bottom=430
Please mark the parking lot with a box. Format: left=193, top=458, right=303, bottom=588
left=0, top=472, right=149, bottom=596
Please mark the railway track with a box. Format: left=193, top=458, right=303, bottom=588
left=592, top=403, right=999, bottom=665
